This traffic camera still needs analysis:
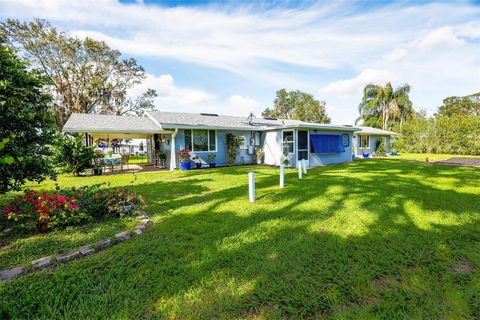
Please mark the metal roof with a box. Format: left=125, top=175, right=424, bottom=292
left=62, top=113, right=162, bottom=133
left=354, top=126, right=398, bottom=136
left=147, top=111, right=358, bottom=131
left=63, top=111, right=361, bottom=134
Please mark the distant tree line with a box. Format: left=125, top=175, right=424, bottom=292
left=356, top=83, right=480, bottom=155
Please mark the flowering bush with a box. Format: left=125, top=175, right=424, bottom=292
left=2, top=184, right=146, bottom=233
left=4, top=190, right=88, bottom=232
left=177, top=148, right=191, bottom=162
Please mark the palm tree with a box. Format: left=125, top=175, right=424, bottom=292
left=356, top=82, right=413, bottom=130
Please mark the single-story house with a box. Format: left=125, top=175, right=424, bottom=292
left=63, top=111, right=396, bottom=170
left=352, top=126, right=398, bottom=157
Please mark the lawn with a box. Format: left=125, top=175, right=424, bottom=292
left=1, top=160, right=479, bottom=319
left=392, top=152, right=480, bottom=162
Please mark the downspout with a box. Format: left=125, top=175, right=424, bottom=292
left=170, top=128, right=178, bottom=171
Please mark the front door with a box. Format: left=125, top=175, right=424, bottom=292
left=297, top=130, right=309, bottom=163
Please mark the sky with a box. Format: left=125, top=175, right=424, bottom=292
left=1, top=0, right=479, bottom=124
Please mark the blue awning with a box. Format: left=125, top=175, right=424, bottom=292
left=310, top=134, right=345, bottom=153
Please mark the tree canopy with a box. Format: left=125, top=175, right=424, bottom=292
left=357, top=82, right=414, bottom=130
left=262, top=89, right=331, bottom=124
left=0, top=19, right=157, bottom=129
left=436, top=92, right=480, bottom=117
left=0, top=44, right=56, bottom=193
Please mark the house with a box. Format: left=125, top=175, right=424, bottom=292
left=352, top=126, right=398, bottom=157
left=63, top=111, right=395, bottom=170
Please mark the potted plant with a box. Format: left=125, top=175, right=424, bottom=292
left=206, top=153, right=216, bottom=168
left=178, top=148, right=191, bottom=170
left=92, top=163, right=103, bottom=176
left=192, top=156, right=202, bottom=169
left=255, top=148, right=264, bottom=165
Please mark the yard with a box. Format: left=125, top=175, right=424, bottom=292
left=1, top=159, right=479, bottom=319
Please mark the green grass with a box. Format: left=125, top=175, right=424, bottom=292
left=128, top=155, right=148, bottom=164
left=1, top=160, right=480, bottom=319
left=392, top=152, right=480, bottom=162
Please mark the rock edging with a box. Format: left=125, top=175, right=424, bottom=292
left=1, top=217, right=153, bottom=282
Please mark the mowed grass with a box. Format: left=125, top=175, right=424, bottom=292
left=1, top=160, right=480, bottom=319
left=393, top=152, right=480, bottom=162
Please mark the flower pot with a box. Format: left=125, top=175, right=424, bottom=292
left=391, top=151, right=397, bottom=156
left=209, top=163, right=216, bottom=168
left=352, top=154, right=355, bottom=160
left=362, top=153, right=369, bottom=158
left=180, top=162, right=191, bottom=171
left=195, top=162, right=202, bottom=169
left=256, top=159, right=262, bottom=165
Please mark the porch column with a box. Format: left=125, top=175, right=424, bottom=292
left=169, top=129, right=178, bottom=171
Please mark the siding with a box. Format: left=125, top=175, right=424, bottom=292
left=353, top=134, right=391, bottom=156
left=175, top=129, right=257, bottom=167
left=309, top=132, right=353, bottom=166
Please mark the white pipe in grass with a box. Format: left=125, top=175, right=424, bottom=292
left=248, top=172, right=255, bottom=202
left=302, top=159, right=307, bottom=174
left=280, top=165, right=284, bottom=188
left=297, top=162, right=302, bottom=179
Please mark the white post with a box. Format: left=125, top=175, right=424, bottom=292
left=248, top=172, right=255, bottom=202
left=297, top=162, right=302, bottom=179
left=280, top=165, right=284, bottom=188
left=169, top=129, right=178, bottom=171
left=302, top=159, right=307, bottom=174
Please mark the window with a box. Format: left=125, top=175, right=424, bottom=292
left=282, top=131, right=294, bottom=154
left=360, top=135, right=369, bottom=149
left=184, top=130, right=216, bottom=152
left=253, top=132, right=261, bottom=146
left=209, top=130, right=216, bottom=151
left=193, top=130, right=208, bottom=151
left=185, top=130, right=192, bottom=150
left=238, top=136, right=247, bottom=149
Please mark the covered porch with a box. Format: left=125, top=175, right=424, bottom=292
left=62, top=113, right=179, bottom=172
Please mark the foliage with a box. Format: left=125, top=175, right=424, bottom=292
left=226, top=133, right=242, bottom=166
left=375, top=139, right=387, bottom=156
left=53, top=135, right=96, bottom=175
left=282, top=150, right=290, bottom=166
left=0, top=43, right=56, bottom=194
left=255, top=148, right=264, bottom=160
left=206, top=153, right=216, bottom=163
left=2, top=184, right=145, bottom=233
left=178, top=149, right=191, bottom=162
left=262, top=89, right=331, bottom=123
left=0, top=19, right=156, bottom=129
left=4, top=189, right=84, bottom=232
left=393, top=109, right=480, bottom=155
left=436, top=92, right=480, bottom=117
left=357, top=82, right=414, bottom=130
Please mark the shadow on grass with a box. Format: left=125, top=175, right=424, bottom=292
left=1, top=160, right=479, bottom=319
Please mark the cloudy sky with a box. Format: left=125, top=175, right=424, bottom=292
left=1, top=0, right=479, bottom=124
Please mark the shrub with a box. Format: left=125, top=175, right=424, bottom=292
left=2, top=184, right=146, bottom=233
left=226, top=133, right=242, bottom=166
left=53, top=134, right=96, bottom=175
left=375, top=139, right=387, bottom=156
left=178, top=148, right=191, bottom=163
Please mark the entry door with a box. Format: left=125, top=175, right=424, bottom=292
left=297, top=130, right=309, bottom=162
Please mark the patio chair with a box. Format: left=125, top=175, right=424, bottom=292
left=120, top=154, right=130, bottom=171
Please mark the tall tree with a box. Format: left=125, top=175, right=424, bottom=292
left=0, top=44, right=56, bottom=193
left=262, top=89, right=331, bottom=124
left=436, top=92, right=480, bottom=117
left=0, top=19, right=156, bottom=129
left=357, top=82, right=413, bottom=130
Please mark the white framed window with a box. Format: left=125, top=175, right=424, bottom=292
left=184, top=129, right=217, bottom=152
left=360, top=135, right=369, bottom=149
left=282, top=130, right=294, bottom=154
left=253, top=132, right=261, bottom=146
left=238, top=136, right=248, bottom=149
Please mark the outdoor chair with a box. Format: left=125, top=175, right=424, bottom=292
left=120, top=154, right=130, bottom=171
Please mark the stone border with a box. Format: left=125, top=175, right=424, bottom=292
left=1, top=217, right=153, bottom=282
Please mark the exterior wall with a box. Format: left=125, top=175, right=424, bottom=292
left=353, top=134, right=391, bottom=156
left=175, top=129, right=258, bottom=167
left=263, top=130, right=282, bottom=166
left=309, top=131, right=353, bottom=166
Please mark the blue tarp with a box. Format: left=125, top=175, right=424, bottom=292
left=310, top=134, right=345, bottom=153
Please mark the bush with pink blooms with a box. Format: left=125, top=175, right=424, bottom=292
left=2, top=184, right=146, bottom=233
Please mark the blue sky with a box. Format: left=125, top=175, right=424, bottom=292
left=1, top=0, right=479, bottom=124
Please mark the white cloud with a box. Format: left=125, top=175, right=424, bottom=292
left=320, top=69, right=396, bottom=99
left=1, top=0, right=479, bottom=124
left=225, top=95, right=262, bottom=116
